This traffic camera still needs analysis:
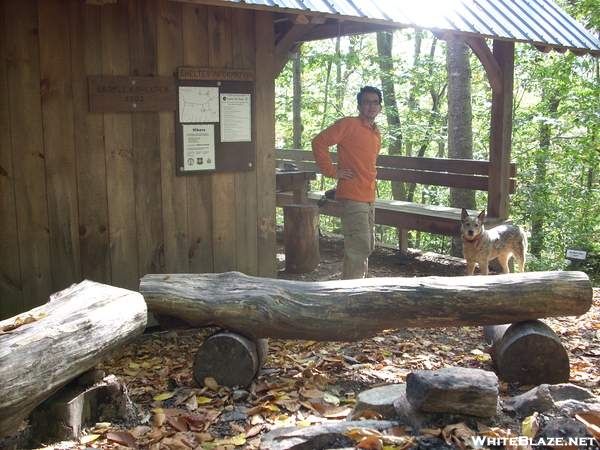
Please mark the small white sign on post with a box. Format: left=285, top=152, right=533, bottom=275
left=566, top=249, right=587, bottom=260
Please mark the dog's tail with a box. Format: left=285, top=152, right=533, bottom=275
left=515, top=232, right=528, bottom=272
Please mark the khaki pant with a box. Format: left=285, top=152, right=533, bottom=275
left=341, top=200, right=375, bottom=279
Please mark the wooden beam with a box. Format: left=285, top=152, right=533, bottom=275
left=274, top=23, right=315, bottom=77
left=465, top=37, right=502, bottom=94
left=487, top=40, right=515, bottom=220
left=299, top=22, right=399, bottom=42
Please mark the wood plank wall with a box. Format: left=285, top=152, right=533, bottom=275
left=0, top=0, right=276, bottom=319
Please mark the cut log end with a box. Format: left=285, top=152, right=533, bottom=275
left=193, top=332, right=268, bottom=388
left=485, top=321, right=570, bottom=385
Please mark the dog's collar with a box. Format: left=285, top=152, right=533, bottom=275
left=463, top=234, right=483, bottom=245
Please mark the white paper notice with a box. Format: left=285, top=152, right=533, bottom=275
left=183, top=124, right=215, bottom=171
left=179, top=86, right=219, bottom=123
left=220, top=93, right=251, bottom=142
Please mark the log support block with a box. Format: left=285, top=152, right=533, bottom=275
left=484, top=320, right=570, bottom=385
left=28, top=373, right=136, bottom=443
left=283, top=204, right=320, bottom=273
left=193, top=331, right=268, bottom=388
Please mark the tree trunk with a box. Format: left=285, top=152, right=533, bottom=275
left=140, top=271, right=592, bottom=342
left=531, top=95, right=559, bottom=257
left=376, top=31, right=403, bottom=156
left=377, top=31, right=407, bottom=252
left=335, top=36, right=342, bottom=111
left=292, top=47, right=302, bottom=149
left=406, top=38, right=445, bottom=203
left=484, top=320, right=570, bottom=385
left=447, top=36, right=476, bottom=257
left=0, top=280, right=147, bottom=437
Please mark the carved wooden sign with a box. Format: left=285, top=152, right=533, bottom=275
left=88, top=76, right=176, bottom=112
left=177, top=66, right=254, bottom=81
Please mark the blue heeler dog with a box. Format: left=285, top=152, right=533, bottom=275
left=460, top=209, right=527, bottom=275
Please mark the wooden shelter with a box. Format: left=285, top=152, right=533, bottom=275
left=1, top=0, right=599, bottom=319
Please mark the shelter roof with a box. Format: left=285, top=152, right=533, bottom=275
left=188, top=0, right=600, bottom=56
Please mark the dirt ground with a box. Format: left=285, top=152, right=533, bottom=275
left=277, top=233, right=467, bottom=281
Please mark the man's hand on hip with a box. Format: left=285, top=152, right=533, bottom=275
left=337, top=168, right=354, bottom=180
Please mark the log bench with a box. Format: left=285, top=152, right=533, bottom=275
left=275, top=148, right=517, bottom=238
left=141, top=271, right=592, bottom=388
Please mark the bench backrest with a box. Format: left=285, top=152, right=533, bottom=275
left=276, top=148, right=516, bottom=193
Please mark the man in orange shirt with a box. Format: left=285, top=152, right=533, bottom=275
left=312, top=86, right=382, bottom=279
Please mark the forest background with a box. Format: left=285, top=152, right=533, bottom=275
left=274, top=0, right=600, bottom=283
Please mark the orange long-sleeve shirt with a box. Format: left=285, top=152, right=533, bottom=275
left=311, top=117, right=381, bottom=202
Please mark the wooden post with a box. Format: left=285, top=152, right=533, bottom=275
left=398, top=228, right=409, bottom=254
left=484, top=320, right=570, bottom=385
left=487, top=40, right=514, bottom=220
left=255, top=10, right=277, bottom=277
left=283, top=204, right=320, bottom=273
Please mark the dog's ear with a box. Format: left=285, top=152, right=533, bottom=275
left=461, top=208, right=469, bottom=220
left=478, top=210, right=486, bottom=221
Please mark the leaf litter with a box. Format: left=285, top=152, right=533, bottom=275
left=30, top=240, right=600, bottom=449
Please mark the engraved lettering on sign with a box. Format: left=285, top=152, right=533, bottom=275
left=88, top=76, right=176, bottom=112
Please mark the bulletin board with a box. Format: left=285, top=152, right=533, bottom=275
left=175, top=67, right=255, bottom=175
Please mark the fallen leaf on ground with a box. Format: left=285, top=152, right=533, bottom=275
left=521, top=412, right=539, bottom=438
left=106, top=431, right=138, bottom=448
left=356, top=435, right=383, bottom=449
left=167, top=415, right=189, bottom=432
left=204, top=377, right=219, bottom=391
left=79, top=434, right=101, bottom=444
left=153, top=391, right=175, bottom=402
left=575, top=413, right=600, bottom=439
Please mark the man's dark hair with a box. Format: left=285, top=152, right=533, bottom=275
left=357, top=86, right=382, bottom=105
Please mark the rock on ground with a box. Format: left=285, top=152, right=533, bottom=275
left=406, top=367, right=498, bottom=418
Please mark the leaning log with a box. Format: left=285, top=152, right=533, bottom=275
left=484, top=320, right=570, bottom=385
left=0, top=280, right=147, bottom=437
left=140, top=271, right=592, bottom=341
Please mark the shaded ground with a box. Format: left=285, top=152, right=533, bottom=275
left=16, top=235, right=600, bottom=449
left=277, top=233, right=466, bottom=281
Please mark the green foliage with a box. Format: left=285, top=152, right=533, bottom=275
left=275, top=28, right=600, bottom=281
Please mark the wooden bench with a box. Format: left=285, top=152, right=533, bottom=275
left=275, top=148, right=517, bottom=237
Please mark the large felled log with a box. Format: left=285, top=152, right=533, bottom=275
left=140, top=271, right=592, bottom=341
left=0, top=280, right=147, bottom=437
left=484, top=320, right=570, bottom=385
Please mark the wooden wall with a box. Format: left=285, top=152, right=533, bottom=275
left=0, top=0, right=276, bottom=319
